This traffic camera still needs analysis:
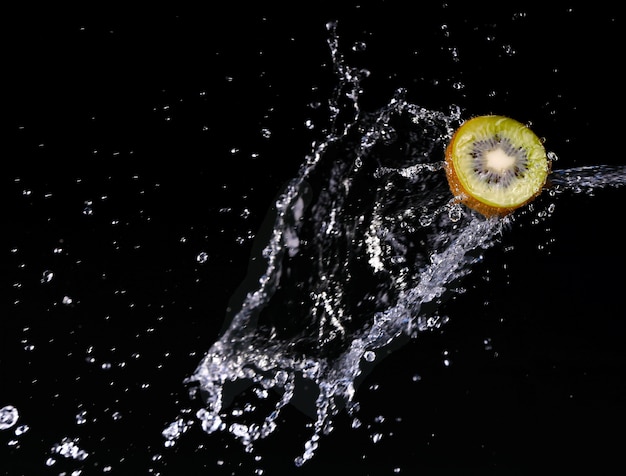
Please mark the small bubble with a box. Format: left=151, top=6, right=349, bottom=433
left=196, top=252, right=209, bottom=264
left=351, top=41, right=367, bottom=52
left=62, top=296, right=73, bottom=305
left=363, top=351, right=376, bottom=362
left=419, top=214, right=433, bottom=227
left=448, top=204, right=462, bottom=222
left=547, top=151, right=559, bottom=162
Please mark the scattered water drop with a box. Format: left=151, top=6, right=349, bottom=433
left=0, top=405, right=19, bottom=430
left=14, top=424, right=29, bottom=436
left=51, top=437, right=89, bottom=461
left=351, top=41, right=367, bottom=52
left=196, top=252, right=209, bottom=264
left=76, top=411, right=88, bottom=425
left=83, top=200, right=94, bottom=216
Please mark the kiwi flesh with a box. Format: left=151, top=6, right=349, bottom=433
left=445, top=115, right=550, bottom=217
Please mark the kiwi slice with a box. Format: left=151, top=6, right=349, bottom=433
left=445, top=115, right=550, bottom=217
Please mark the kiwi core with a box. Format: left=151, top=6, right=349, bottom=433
left=485, top=148, right=515, bottom=173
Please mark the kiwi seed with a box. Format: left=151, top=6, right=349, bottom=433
left=444, top=115, right=550, bottom=217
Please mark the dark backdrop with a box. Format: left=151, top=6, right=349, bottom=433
left=2, top=3, right=624, bottom=475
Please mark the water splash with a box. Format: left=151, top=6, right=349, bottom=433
left=550, top=165, right=626, bottom=194
left=166, top=22, right=625, bottom=466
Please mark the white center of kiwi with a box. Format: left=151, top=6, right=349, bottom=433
left=485, top=148, right=515, bottom=173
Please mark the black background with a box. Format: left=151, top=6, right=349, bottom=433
left=2, top=3, right=625, bottom=475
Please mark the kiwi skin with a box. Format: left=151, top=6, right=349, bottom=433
left=444, top=115, right=551, bottom=218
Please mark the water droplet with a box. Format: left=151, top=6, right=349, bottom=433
left=83, top=200, right=94, bottom=216
left=483, top=338, right=493, bottom=351
left=0, top=405, right=19, bottom=430
left=448, top=205, right=462, bottom=222
left=51, top=437, right=89, bottom=461
left=351, top=41, right=367, bottom=52
left=196, top=252, right=209, bottom=264
left=162, top=418, right=190, bottom=445
left=76, top=411, right=88, bottom=425
left=62, top=296, right=73, bottom=305
left=363, top=351, right=376, bottom=362
left=41, top=270, right=54, bottom=283
left=14, top=424, right=29, bottom=436
left=547, top=151, right=559, bottom=162
left=419, top=214, right=433, bottom=227
left=502, top=44, right=516, bottom=56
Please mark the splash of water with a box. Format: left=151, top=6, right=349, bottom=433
left=166, top=22, right=625, bottom=465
